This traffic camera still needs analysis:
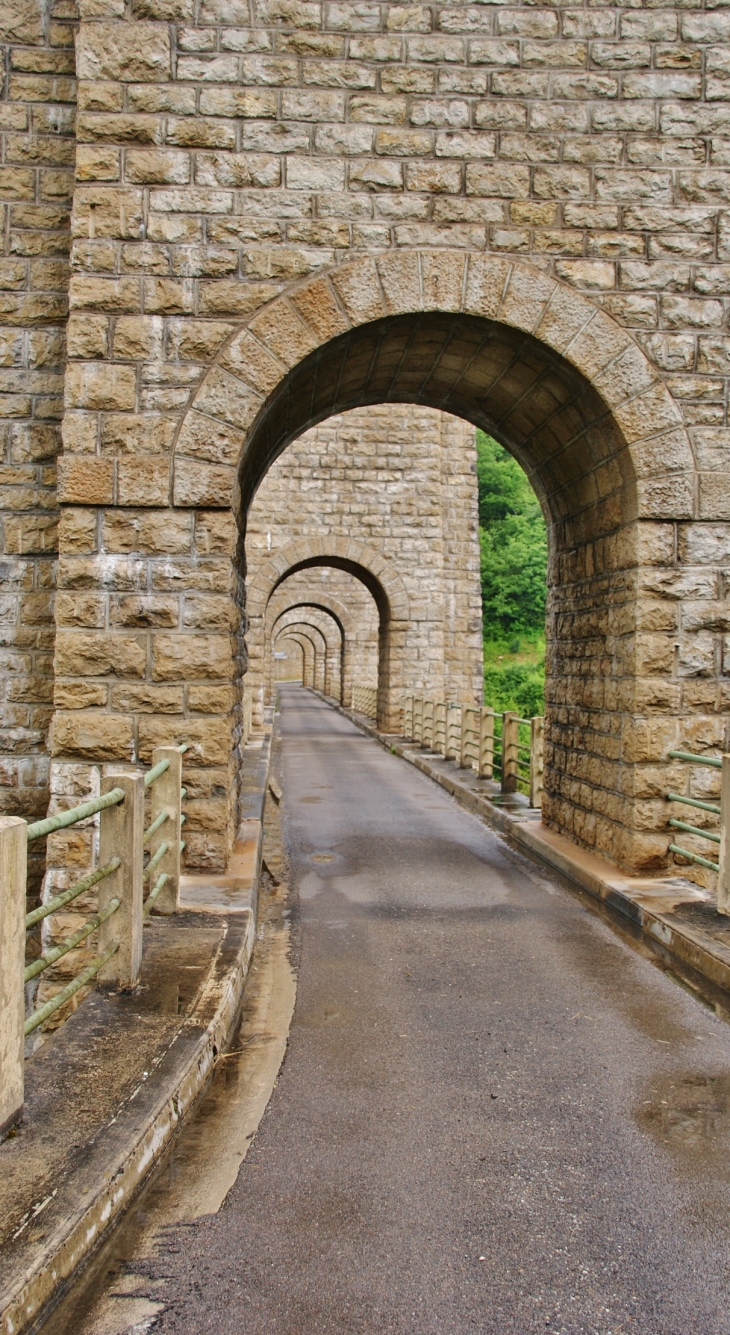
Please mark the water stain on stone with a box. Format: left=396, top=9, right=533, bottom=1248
left=636, top=1072, right=730, bottom=1175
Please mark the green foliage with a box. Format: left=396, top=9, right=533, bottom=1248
left=483, top=663, right=545, bottom=718
left=475, top=431, right=547, bottom=638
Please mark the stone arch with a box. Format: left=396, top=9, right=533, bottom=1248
left=277, top=630, right=316, bottom=690
left=273, top=635, right=305, bottom=685
left=172, top=252, right=693, bottom=535
left=265, top=587, right=378, bottom=711
left=269, top=603, right=345, bottom=704
left=274, top=619, right=328, bottom=693
left=172, top=251, right=697, bottom=871
left=272, top=608, right=342, bottom=699
left=246, top=536, right=409, bottom=733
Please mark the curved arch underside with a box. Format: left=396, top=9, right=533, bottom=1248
left=240, top=312, right=632, bottom=548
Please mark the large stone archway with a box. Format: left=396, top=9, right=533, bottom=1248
left=52, top=252, right=707, bottom=873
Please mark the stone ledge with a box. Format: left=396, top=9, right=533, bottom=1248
left=318, top=693, right=730, bottom=1008
left=0, top=727, right=271, bottom=1335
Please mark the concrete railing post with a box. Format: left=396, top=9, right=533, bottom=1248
left=718, top=754, right=730, bottom=915
left=502, top=712, right=519, bottom=793
left=243, top=685, right=252, bottom=743
left=530, top=716, right=545, bottom=810
left=447, top=705, right=462, bottom=762
left=461, top=706, right=478, bottom=770
left=404, top=694, right=413, bottom=739
left=148, top=746, right=183, bottom=915
left=414, top=696, right=423, bottom=745
left=423, top=698, right=434, bottom=749
left=434, top=700, right=446, bottom=756
left=0, top=817, right=27, bottom=1136
left=478, top=708, right=495, bottom=779
left=98, top=772, right=144, bottom=988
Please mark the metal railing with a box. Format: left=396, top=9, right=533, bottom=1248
left=1, top=744, right=187, bottom=1137
left=666, top=748, right=729, bottom=913
left=403, top=695, right=544, bottom=810
left=352, top=684, right=378, bottom=719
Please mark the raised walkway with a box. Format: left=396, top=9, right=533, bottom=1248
left=134, top=685, right=730, bottom=1335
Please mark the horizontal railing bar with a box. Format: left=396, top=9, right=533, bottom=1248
left=24, top=941, right=120, bottom=1035
left=668, top=818, right=721, bottom=845
left=516, top=744, right=531, bottom=754
left=143, top=871, right=169, bottom=919
left=668, top=843, right=720, bottom=872
left=26, top=857, right=121, bottom=929
left=669, top=749, right=722, bottom=769
left=516, top=718, right=531, bottom=726
left=143, top=841, right=168, bottom=882
left=27, top=788, right=125, bottom=842
left=144, top=757, right=170, bottom=789
left=143, top=809, right=169, bottom=846
left=667, top=792, right=721, bottom=816
left=24, top=898, right=121, bottom=982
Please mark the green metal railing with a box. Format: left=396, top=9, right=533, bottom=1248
left=24, top=746, right=187, bottom=1037
left=402, top=695, right=544, bottom=808
left=667, top=750, right=722, bottom=874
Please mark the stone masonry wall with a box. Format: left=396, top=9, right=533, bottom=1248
left=0, top=0, right=76, bottom=900
left=1, top=0, right=730, bottom=877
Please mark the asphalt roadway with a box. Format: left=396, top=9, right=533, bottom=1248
left=149, top=685, right=730, bottom=1335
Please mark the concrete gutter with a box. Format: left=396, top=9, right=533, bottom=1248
left=322, top=695, right=730, bottom=1006
left=0, top=728, right=272, bottom=1335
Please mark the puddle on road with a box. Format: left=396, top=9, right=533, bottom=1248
left=636, top=1072, right=730, bottom=1175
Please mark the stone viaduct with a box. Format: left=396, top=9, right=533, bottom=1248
left=1, top=0, right=730, bottom=883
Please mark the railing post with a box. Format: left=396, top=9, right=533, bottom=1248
left=461, top=706, right=478, bottom=770
left=98, top=771, right=144, bottom=988
left=0, top=817, right=26, bottom=1136
left=478, top=707, right=495, bottom=779
left=414, top=696, right=423, bottom=745
left=502, top=711, right=519, bottom=793
left=404, top=694, right=413, bottom=739
left=148, top=746, right=183, bottom=915
left=530, top=716, right=545, bottom=809
left=447, top=704, right=462, bottom=762
left=435, top=700, right=446, bottom=756
left=423, top=698, right=434, bottom=749
left=718, top=753, right=730, bottom=914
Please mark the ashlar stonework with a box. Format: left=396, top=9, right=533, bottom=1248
left=1, top=0, right=730, bottom=880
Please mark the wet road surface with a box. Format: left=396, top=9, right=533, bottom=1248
left=90, top=688, right=730, bottom=1332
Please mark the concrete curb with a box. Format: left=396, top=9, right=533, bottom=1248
left=320, top=695, right=730, bottom=1005
left=0, top=731, right=271, bottom=1335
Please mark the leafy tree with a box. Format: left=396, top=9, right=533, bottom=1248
left=475, top=431, right=547, bottom=638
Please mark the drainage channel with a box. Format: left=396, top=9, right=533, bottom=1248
left=38, top=858, right=296, bottom=1335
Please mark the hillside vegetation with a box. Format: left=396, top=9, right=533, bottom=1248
left=476, top=431, right=547, bottom=718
